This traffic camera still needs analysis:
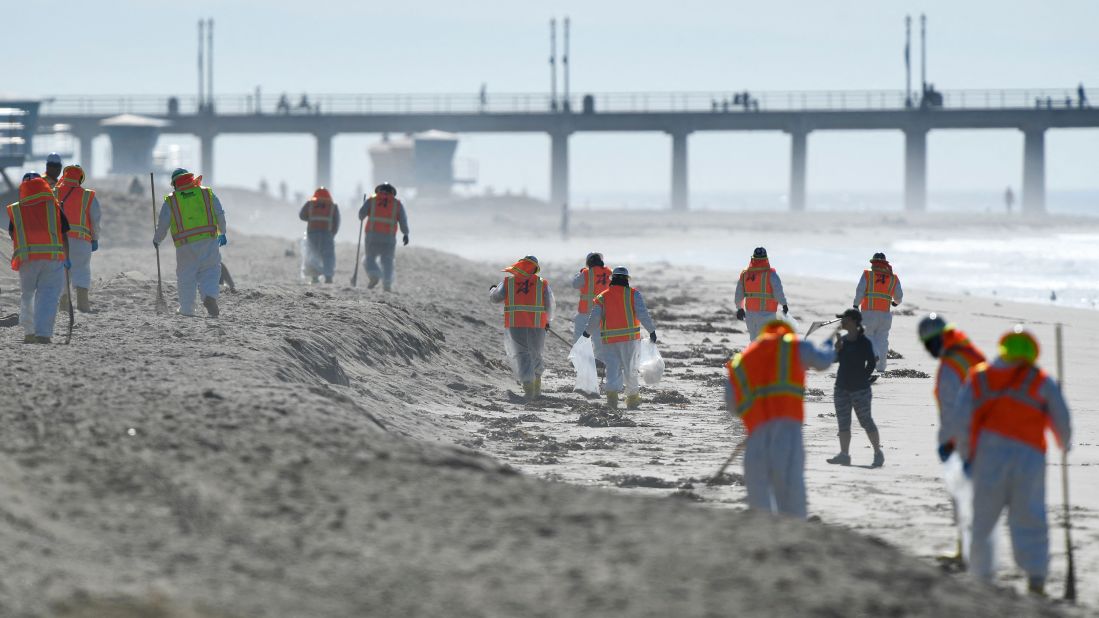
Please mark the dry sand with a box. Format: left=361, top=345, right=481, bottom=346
left=0, top=186, right=1089, bottom=617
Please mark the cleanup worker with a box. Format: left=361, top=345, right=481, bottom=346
left=854, top=252, right=903, bottom=372
left=357, top=182, right=409, bottom=291
left=299, top=187, right=340, bottom=283
left=153, top=168, right=227, bottom=318
left=42, top=152, right=62, bottom=189
left=954, top=327, right=1071, bottom=595
left=735, top=247, right=789, bottom=340
left=918, top=312, right=986, bottom=564
left=7, top=173, right=70, bottom=343
left=826, top=308, right=884, bottom=468
left=489, top=256, right=554, bottom=402
left=55, top=165, right=101, bottom=313
left=580, top=266, right=657, bottom=410
left=725, top=320, right=834, bottom=517
left=572, top=252, right=612, bottom=371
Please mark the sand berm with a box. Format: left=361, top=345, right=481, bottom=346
left=0, top=190, right=1066, bottom=617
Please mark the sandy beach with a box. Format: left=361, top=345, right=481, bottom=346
left=0, top=185, right=1092, bottom=617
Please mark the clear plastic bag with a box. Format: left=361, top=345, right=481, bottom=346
left=502, top=331, right=522, bottom=383
left=942, top=451, right=975, bottom=562
left=781, top=314, right=799, bottom=333
left=300, top=234, right=322, bottom=281
left=638, top=340, right=665, bottom=386
left=568, top=336, right=599, bottom=394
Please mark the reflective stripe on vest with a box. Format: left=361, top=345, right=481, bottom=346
left=934, top=338, right=985, bottom=413
left=578, top=266, right=611, bottom=314
left=504, top=275, right=547, bottom=328
left=597, top=286, right=641, bottom=344
left=366, top=195, right=400, bottom=234
left=60, top=187, right=95, bottom=241
left=741, top=267, right=778, bottom=312
left=307, top=201, right=335, bottom=231
left=726, top=333, right=805, bottom=434
left=8, top=192, right=65, bottom=270
left=860, top=269, right=898, bottom=311
left=969, top=364, right=1051, bottom=454
left=167, top=187, right=218, bottom=247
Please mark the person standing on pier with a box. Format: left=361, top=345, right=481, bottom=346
left=735, top=247, right=789, bottom=340
left=358, top=182, right=409, bottom=292
left=853, top=252, right=902, bottom=373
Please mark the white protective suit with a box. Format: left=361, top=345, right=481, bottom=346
left=489, top=277, right=556, bottom=384
left=66, top=194, right=101, bottom=289
left=725, top=339, right=835, bottom=518
left=571, top=269, right=606, bottom=362
left=734, top=270, right=788, bottom=340
left=18, top=260, right=66, bottom=338
left=953, top=358, right=1072, bottom=584
left=153, top=192, right=227, bottom=316
left=853, top=274, right=903, bottom=372
left=578, top=286, right=656, bottom=396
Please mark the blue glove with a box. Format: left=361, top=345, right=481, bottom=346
left=218, top=234, right=227, bottom=247
left=582, top=331, right=591, bottom=339
left=63, top=258, right=71, bottom=270
left=152, top=240, right=159, bottom=248
left=649, top=331, right=658, bottom=343
left=937, top=442, right=954, bottom=463
left=402, top=234, right=409, bottom=246
left=963, top=460, right=972, bottom=478
left=91, top=239, right=99, bottom=252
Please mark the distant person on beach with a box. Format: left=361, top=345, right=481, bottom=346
left=299, top=187, right=340, bottom=284
left=826, top=309, right=884, bottom=468
left=153, top=168, right=227, bottom=318
left=853, top=252, right=902, bottom=373
left=7, top=173, right=70, bottom=343
left=42, top=153, right=62, bottom=189
left=357, top=182, right=409, bottom=291
left=1004, top=186, right=1015, bottom=213
left=725, top=320, right=835, bottom=517
left=490, top=256, right=555, bottom=402
left=55, top=165, right=101, bottom=313
left=954, top=327, right=1072, bottom=596
left=572, top=252, right=612, bottom=344
left=1078, top=83, right=1087, bottom=108
left=917, top=313, right=985, bottom=565
left=580, top=266, right=657, bottom=411
left=735, top=247, right=789, bottom=340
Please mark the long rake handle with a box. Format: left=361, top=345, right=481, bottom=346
left=149, top=173, right=165, bottom=306
left=1055, top=323, right=1076, bottom=602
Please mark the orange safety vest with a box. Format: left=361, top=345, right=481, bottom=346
left=503, top=279, right=548, bottom=328
left=365, top=193, right=402, bottom=235
left=595, top=285, right=641, bottom=344
left=740, top=258, right=778, bottom=312
left=969, top=362, right=1055, bottom=455
left=306, top=199, right=336, bottom=232
left=57, top=179, right=96, bottom=242
left=934, top=328, right=985, bottom=412
left=860, top=260, right=899, bottom=311
left=578, top=265, right=612, bottom=314
left=7, top=178, right=65, bottom=271
left=726, top=332, right=806, bottom=434
left=166, top=187, right=219, bottom=247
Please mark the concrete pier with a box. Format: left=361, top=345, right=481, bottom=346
left=200, top=133, right=216, bottom=184
left=1022, top=128, right=1045, bottom=214
left=670, top=131, right=689, bottom=211
left=788, top=130, right=808, bottom=211
left=904, top=127, right=927, bottom=212
left=550, top=131, right=570, bottom=209
left=315, top=132, right=333, bottom=188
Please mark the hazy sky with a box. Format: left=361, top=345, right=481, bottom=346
left=8, top=0, right=1099, bottom=205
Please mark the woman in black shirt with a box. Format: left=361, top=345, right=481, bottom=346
left=826, top=309, right=884, bottom=467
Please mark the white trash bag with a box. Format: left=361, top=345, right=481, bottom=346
left=567, top=336, right=599, bottom=394
left=502, top=331, right=522, bottom=382
left=942, top=451, right=976, bottom=562
left=299, top=234, right=322, bottom=281
left=780, top=313, right=799, bottom=333
left=638, top=340, right=665, bottom=386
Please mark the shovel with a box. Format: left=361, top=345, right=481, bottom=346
left=805, top=317, right=841, bottom=337
left=149, top=173, right=168, bottom=314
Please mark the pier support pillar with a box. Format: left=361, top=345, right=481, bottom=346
left=670, top=130, right=689, bottom=211
left=788, top=129, right=808, bottom=211
left=904, top=128, right=927, bottom=212
left=550, top=131, right=570, bottom=209
left=75, top=129, right=96, bottom=176
left=199, top=132, right=216, bottom=184
left=1022, top=128, right=1046, bottom=214
left=315, top=132, right=333, bottom=188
